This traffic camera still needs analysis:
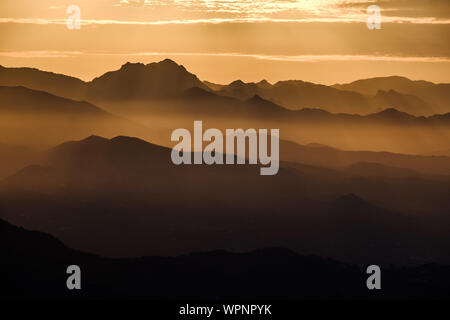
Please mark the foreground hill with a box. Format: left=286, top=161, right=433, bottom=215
left=1, top=217, right=450, bottom=299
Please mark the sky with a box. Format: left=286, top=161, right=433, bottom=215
left=0, top=0, right=449, bottom=84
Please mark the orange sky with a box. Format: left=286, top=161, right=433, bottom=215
left=0, top=0, right=449, bottom=84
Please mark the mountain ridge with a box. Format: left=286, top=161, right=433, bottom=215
left=1, top=61, right=448, bottom=116
left=3, top=216, right=450, bottom=299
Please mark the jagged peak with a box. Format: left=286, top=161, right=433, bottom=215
left=146, top=58, right=185, bottom=70
left=118, top=59, right=185, bottom=72
left=256, top=79, right=272, bottom=87
left=158, top=58, right=178, bottom=65
left=274, top=80, right=307, bottom=86
left=120, top=61, right=145, bottom=69
left=229, top=79, right=245, bottom=86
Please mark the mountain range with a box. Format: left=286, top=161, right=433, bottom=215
left=1, top=135, right=449, bottom=264
left=0, top=85, right=154, bottom=147
left=2, top=60, right=449, bottom=155
left=334, top=76, right=450, bottom=115
left=1, top=58, right=449, bottom=268
left=1, top=60, right=449, bottom=116
left=2, top=217, right=450, bottom=299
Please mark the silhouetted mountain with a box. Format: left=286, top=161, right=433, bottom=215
left=374, top=89, right=435, bottom=116
left=366, top=108, right=419, bottom=122
left=257, top=79, right=272, bottom=89
left=203, top=80, right=225, bottom=91
left=0, top=86, right=149, bottom=147
left=0, top=65, right=87, bottom=100
left=215, top=79, right=370, bottom=114
left=132, top=86, right=291, bottom=119
left=87, top=59, right=209, bottom=101
left=2, top=135, right=450, bottom=264
left=334, top=76, right=436, bottom=96
left=0, top=86, right=106, bottom=115
left=296, top=107, right=450, bottom=125
left=245, top=94, right=291, bottom=117
left=94, top=82, right=450, bottom=127
left=1, top=60, right=449, bottom=282
left=217, top=79, right=260, bottom=99
left=0, top=60, right=209, bottom=102
left=2, top=217, right=450, bottom=299
left=0, top=62, right=447, bottom=117
left=279, top=139, right=450, bottom=176
left=2, top=62, right=449, bottom=117
left=334, top=76, right=450, bottom=115
left=6, top=134, right=294, bottom=194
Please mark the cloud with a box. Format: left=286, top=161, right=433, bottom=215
left=0, top=16, right=449, bottom=25
left=1, top=50, right=448, bottom=63
left=1, top=0, right=449, bottom=25
left=339, top=0, right=450, bottom=19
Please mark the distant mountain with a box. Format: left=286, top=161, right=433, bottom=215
left=87, top=59, right=209, bottom=101
left=3, top=217, right=450, bottom=299
left=0, top=86, right=106, bottom=115
left=115, top=86, right=292, bottom=119
left=279, top=139, right=450, bottom=176
left=288, top=107, right=450, bottom=126
left=334, top=76, right=450, bottom=115
left=307, top=107, right=450, bottom=125
left=0, top=65, right=86, bottom=100
left=203, top=80, right=225, bottom=91
left=0, top=62, right=447, bottom=116
left=334, top=76, right=437, bottom=96
left=257, top=79, right=272, bottom=89
left=214, top=79, right=370, bottom=114
left=374, top=89, right=435, bottom=116
left=216, top=80, right=260, bottom=100
left=92, top=84, right=450, bottom=126
left=0, top=60, right=209, bottom=103
left=0, top=86, right=147, bottom=147
left=0, top=81, right=448, bottom=157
